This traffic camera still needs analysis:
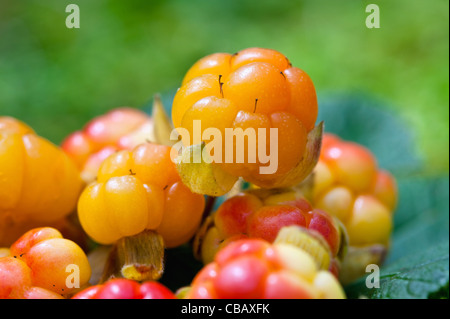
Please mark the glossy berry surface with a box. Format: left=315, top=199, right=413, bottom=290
left=62, top=107, right=154, bottom=183
left=0, top=227, right=91, bottom=299
left=72, top=279, right=175, bottom=299
left=0, top=117, right=83, bottom=246
left=311, top=134, right=398, bottom=246
left=195, top=189, right=343, bottom=272
left=172, top=48, right=318, bottom=188
left=77, top=142, right=205, bottom=247
left=187, top=239, right=345, bottom=299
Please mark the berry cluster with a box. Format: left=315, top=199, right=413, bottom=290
left=304, top=134, right=397, bottom=283
left=172, top=48, right=319, bottom=189
left=310, top=134, right=397, bottom=247
left=78, top=142, right=205, bottom=248
left=0, top=48, right=398, bottom=299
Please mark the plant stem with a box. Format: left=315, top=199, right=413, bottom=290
left=100, top=230, right=165, bottom=282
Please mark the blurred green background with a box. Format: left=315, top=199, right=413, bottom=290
left=0, top=0, right=448, bottom=174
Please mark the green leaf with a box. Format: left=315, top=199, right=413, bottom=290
left=388, top=176, right=449, bottom=263
left=318, top=94, right=448, bottom=299
left=318, top=94, right=423, bottom=177
left=345, top=241, right=449, bottom=299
